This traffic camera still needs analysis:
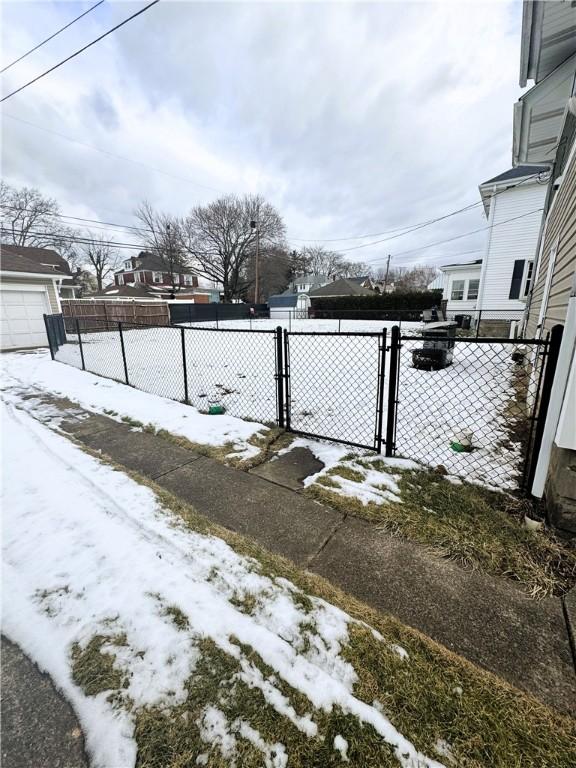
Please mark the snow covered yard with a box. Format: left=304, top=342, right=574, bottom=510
left=2, top=401, right=575, bottom=768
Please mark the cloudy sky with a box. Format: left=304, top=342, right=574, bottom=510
left=1, top=0, right=526, bottom=271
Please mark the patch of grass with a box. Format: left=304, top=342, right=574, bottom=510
left=163, top=604, right=189, bottom=630
left=121, top=415, right=145, bottom=429
left=71, top=634, right=129, bottom=697
left=316, top=475, right=340, bottom=489
left=229, top=591, right=258, bottom=615
left=309, top=469, right=576, bottom=598
left=74, top=448, right=576, bottom=766
left=327, top=465, right=365, bottom=483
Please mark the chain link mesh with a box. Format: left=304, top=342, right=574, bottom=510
left=394, top=336, right=546, bottom=489
left=286, top=332, right=382, bottom=448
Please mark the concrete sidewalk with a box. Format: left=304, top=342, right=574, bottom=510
left=50, top=404, right=576, bottom=716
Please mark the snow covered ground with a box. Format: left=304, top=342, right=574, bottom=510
left=1, top=401, right=446, bottom=768
left=47, top=315, right=526, bottom=488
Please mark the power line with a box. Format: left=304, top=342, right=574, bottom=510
left=288, top=170, right=549, bottom=246
left=1, top=1, right=105, bottom=74
left=1, top=0, right=160, bottom=103
left=362, top=208, right=545, bottom=265
left=2, top=113, right=225, bottom=193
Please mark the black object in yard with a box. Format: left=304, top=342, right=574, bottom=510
left=412, top=321, right=457, bottom=370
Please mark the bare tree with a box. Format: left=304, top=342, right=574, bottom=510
left=80, top=233, right=120, bottom=291
left=134, top=201, right=190, bottom=292
left=1, top=182, right=60, bottom=246
left=340, top=260, right=372, bottom=279
left=181, top=194, right=285, bottom=302
left=298, top=245, right=344, bottom=277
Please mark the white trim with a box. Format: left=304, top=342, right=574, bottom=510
left=1, top=270, right=61, bottom=281
left=0, top=282, right=51, bottom=292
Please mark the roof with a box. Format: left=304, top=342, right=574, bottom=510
left=480, top=165, right=550, bottom=186
left=346, top=276, right=372, bottom=284
left=519, top=0, right=576, bottom=87
left=308, top=278, right=375, bottom=298
left=1, top=243, right=72, bottom=275
left=292, top=273, right=329, bottom=285
left=268, top=293, right=298, bottom=308
left=116, top=251, right=194, bottom=275
left=440, top=259, right=483, bottom=271
left=1, top=245, right=63, bottom=276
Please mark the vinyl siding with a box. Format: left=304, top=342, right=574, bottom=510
left=526, top=146, right=576, bottom=336
left=441, top=266, right=482, bottom=313
left=0, top=275, right=61, bottom=313
left=478, top=181, right=547, bottom=313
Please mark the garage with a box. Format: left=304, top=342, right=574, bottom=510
left=1, top=288, right=51, bottom=349
left=1, top=247, right=62, bottom=350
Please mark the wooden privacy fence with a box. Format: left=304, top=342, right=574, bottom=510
left=61, top=300, right=170, bottom=329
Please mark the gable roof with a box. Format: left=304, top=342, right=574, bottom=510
left=1, top=243, right=72, bottom=275
left=1, top=244, right=63, bottom=276
left=292, top=273, right=329, bottom=285
left=308, top=278, right=375, bottom=297
left=480, top=165, right=550, bottom=187
left=116, top=251, right=195, bottom=275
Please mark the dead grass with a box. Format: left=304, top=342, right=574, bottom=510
left=308, top=467, right=576, bottom=598
left=67, top=456, right=576, bottom=767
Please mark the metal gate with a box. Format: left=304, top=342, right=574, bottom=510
left=283, top=329, right=388, bottom=451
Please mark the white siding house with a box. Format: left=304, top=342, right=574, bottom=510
left=476, top=167, right=549, bottom=321
left=437, top=260, right=482, bottom=316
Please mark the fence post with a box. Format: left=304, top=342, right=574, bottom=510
left=524, top=324, right=564, bottom=494
left=476, top=310, right=482, bottom=338
left=215, top=304, right=219, bottom=330
left=275, top=327, right=285, bottom=428
left=118, top=322, right=129, bottom=385
left=180, top=327, right=189, bottom=404
left=76, top=318, right=85, bottom=370
left=375, top=328, right=387, bottom=453
left=385, top=325, right=400, bottom=457
left=283, top=328, right=291, bottom=431
left=43, top=314, right=55, bottom=360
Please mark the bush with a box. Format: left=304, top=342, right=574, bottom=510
left=311, top=291, right=442, bottom=320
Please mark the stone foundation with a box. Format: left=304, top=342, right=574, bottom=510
left=545, top=443, right=576, bottom=535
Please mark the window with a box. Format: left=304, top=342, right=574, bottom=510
left=134, top=272, right=141, bottom=283
left=124, top=260, right=132, bottom=270
left=117, top=274, right=124, bottom=286
left=450, top=280, right=465, bottom=300
left=508, top=260, right=525, bottom=299
left=153, top=271, right=163, bottom=283
left=467, top=279, right=479, bottom=300
left=523, top=261, right=534, bottom=297
left=183, top=274, right=194, bottom=286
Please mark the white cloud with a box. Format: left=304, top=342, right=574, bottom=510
left=1, top=0, right=524, bottom=269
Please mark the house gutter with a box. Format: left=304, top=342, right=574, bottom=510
left=1, top=270, right=62, bottom=280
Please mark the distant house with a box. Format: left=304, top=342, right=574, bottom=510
left=289, top=274, right=331, bottom=293
left=1, top=244, right=80, bottom=299
left=0, top=245, right=63, bottom=349
left=476, top=166, right=549, bottom=323
left=308, top=278, right=376, bottom=299
left=435, top=259, right=483, bottom=317
left=268, top=292, right=311, bottom=319
left=111, top=252, right=220, bottom=303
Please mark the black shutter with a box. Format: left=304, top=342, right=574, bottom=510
left=509, top=260, right=525, bottom=299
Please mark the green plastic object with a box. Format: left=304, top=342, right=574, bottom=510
left=450, top=441, right=472, bottom=453
left=208, top=404, right=225, bottom=415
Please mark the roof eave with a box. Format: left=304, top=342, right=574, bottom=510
left=0, top=269, right=62, bottom=280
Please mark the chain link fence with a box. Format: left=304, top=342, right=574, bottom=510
left=44, top=314, right=558, bottom=491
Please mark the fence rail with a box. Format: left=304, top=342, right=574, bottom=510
left=43, top=313, right=559, bottom=492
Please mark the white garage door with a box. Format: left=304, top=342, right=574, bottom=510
left=1, top=288, right=51, bottom=349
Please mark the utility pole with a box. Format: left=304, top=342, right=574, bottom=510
left=251, top=219, right=260, bottom=304
left=383, top=254, right=391, bottom=293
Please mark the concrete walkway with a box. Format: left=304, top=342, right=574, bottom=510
left=1, top=636, right=88, bottom=768
left=49, top=406, right=576, bottom=716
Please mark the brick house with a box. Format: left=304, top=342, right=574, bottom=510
left=114, top=251, right=198, bottom=290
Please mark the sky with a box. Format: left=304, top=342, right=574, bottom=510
left=1, top=0, right=526, bottom=272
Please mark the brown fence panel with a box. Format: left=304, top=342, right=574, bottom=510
left=61, top=300, right=170, bottom=329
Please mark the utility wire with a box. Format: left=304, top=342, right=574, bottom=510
left=1, top=0, right=160, bottom=103
left=361, top=208, right=545, bottom=265
left=1, top=1, right=105, bottom=74
left=2, top=113, right=224, bottom=193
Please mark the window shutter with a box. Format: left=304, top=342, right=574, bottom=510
left=508, top=260, right=525, bottom=299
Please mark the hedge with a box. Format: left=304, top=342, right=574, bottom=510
left=310, top=291, right=443, bottom=320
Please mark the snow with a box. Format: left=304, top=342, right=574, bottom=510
left=334, top=734, right=350, bottom=761
left=41, top=315, right=526, bottom=488
left=1, top=402, right=445, bottom=768
left=1, top=350, right=265, bottom=460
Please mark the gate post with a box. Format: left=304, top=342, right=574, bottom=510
left=283, top=328, right=291, bottom=432
left=375, top=328, right=387, bottom=453
left=275, top=327, right=285, bottom=428
left=524, top=324, right=564, bottom=493
left=118, top=322, right=130, bottom=385
left=181, top=327, right=189, bottom=404
left=76, top=318, right=85, bottom=370
left=385, top=325, right=400, bottom=457
left=43, top=314, right=55, bottom=360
